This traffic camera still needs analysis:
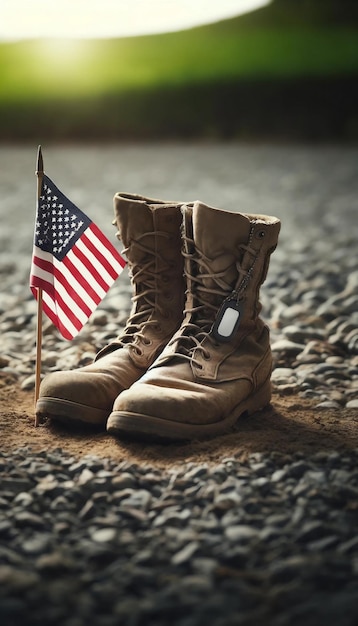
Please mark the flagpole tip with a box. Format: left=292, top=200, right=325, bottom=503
left=36, top=145, right=44, bottom=176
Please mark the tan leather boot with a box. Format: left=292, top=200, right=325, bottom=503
left=107, top=201, right=280, bottom=440
left=36, top=193, right=187, bottom=426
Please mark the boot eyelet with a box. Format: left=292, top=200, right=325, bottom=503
left=142, top=338, right=152, bottom=346
left=131, top=346, right=143, bottom=356
left=256, top=230, right=266, bottom=239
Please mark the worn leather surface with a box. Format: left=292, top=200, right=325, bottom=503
left=111, top=201, right=280, bottom=428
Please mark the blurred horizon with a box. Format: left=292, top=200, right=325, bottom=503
left=1, top=0, right=358, bottom=143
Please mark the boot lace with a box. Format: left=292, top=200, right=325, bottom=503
left=168, top=234, right=257, bottom=367
left=111, top=231, right=174, bottom=350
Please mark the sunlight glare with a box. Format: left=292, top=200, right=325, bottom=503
left=37, top=39, right=87, bottom=64
left=0, top=0, right=270, bottom=41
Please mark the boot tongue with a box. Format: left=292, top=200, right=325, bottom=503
left=191, top=203, right=252, bottom=315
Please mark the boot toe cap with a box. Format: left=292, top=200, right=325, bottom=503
left=36, top=371, right=114, bottom=425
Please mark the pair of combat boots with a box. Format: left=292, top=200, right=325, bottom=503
left=36, top=193, right=280, bottom=441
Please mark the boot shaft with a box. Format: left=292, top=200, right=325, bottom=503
left=96, top=193, right=188, bottom=365
left=182, top=202, right=280, bottom=342
left=113, top=193, right=186, bottom=323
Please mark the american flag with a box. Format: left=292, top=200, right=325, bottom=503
left=30, top=175, right=126, bottom=340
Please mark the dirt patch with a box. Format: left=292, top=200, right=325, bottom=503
left=1, top=375, right=357, bottom=468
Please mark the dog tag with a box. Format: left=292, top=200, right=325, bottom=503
left=211, top=298, right=244, bottom=343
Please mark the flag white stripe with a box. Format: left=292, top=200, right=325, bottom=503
left=32, top=247, right=53, bottom=264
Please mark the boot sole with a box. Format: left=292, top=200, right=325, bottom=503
left=36, top=397, right=109, bottom=426
left=107, top=379, right=271, bottom=441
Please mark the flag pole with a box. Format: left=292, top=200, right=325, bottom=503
left=34, top=145, right=44, bottom=426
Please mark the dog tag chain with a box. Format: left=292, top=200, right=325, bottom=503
left=211, top=249, right=257, bottom=342
left=211, top=227, right=259, bottom=343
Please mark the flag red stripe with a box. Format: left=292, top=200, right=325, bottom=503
left=30, top=276, right=50, bottom=292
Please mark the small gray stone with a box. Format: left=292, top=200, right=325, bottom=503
left=337, top=536, right=358, bottom=554
left=35, top=551, right=76, bottom=572
left=269, top=556, right=308, bottom=583
left=79, top=499, right=96, bottom=520
left=307, top=536, right=339, bottom=552
left=22, top=534, right=52, bottom=554
left=224, top=525, right=258, bottom=542
left=120, top=489, right=152, bottom=510
left=0, top=355, right=11, bottom=368
left=90, top=527, right=117, bottom=543
left=112, top=473, right=137, bottom=490
left=77, top=468, right=95, bottom=485
left=297, top=521, right=328, bottom=543
left=272, top=367, right=296, bottom=380
left=192, top=557, right=218, bottom=576
left=315, top=401, right=341, bottom=409
left=346, top=399, right=358, bottom=409
left=171, top=541, right=199, bottom=565
left=20, top=374, right=36, bottom=390
left=271, top=469, right=287, bottom=482
left=0, top=565, right=40, bottom=589
left=271, top=340, right=305, bottom=355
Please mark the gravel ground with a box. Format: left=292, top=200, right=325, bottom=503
left=1, top=447, right=358, bottom=626
left=0, top=143, right=358, bottom=625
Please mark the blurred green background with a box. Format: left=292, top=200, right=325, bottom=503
left=1, top=0, right=358, bottom=142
